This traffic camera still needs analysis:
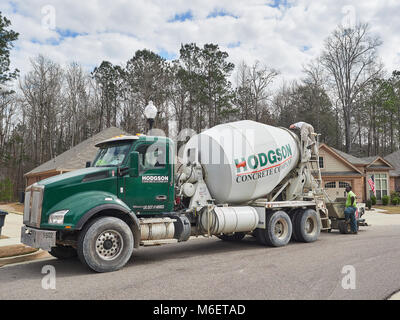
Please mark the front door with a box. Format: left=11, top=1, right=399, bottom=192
left=123, top=140, right=173, bottom=215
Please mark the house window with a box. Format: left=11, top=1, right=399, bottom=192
left=369, top=173, right=388, bottom=200
left=325, top=182, right=336, bottom=188
left=319, top=157, right=324, bottom=168
left=339, top=181, right=350, bottom=189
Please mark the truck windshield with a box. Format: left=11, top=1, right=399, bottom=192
left=93, top=143, right=131, bottom=167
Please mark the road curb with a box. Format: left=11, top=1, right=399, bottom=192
left=8, top=211, right=23, bottom=216
left=0, top=250, right=51, bottom=267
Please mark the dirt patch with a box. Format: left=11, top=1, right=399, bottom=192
left=0, top=244, right=38, bottom=258
left=0, top=250, right=50, bottom=267
left=374, top=206, right=400, bottom=214
left=0, top=202, right=24, bottom=214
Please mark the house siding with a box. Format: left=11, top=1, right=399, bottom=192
left=319, top=149, right=353, bottom=172
left=26, top=171, right=66, bottom=187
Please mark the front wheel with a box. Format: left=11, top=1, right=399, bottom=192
left=77, top=217, right=134, bottom=273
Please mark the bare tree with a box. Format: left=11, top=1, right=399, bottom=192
left=20, top=55, right=64, bottom=164
left=234, top=61, right=278, bottom=123
left=320, top=23, right=383, bottom=152
left=65, top=62, right=91, bottom=146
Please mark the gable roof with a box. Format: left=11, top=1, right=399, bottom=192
left=385, top=150, right=400, bottom=177
left=362, top=156, right=394, bottom=169
left=321, top=145, right=394, bottom=175
left=330, top=147, right=369, bottom=165
left=25, top=127, right=128, bottom=176
left=319, top=144, right=364, bottom=174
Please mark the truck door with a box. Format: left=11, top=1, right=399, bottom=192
left=123, top=140, right=173, bottom=215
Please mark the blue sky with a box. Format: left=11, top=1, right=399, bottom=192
left=3, top=0, right=400, bottom=85
left=169, top=11, right=194, bottom=23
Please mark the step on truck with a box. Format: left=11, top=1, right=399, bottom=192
left=22, top=120, right=350, bottom=272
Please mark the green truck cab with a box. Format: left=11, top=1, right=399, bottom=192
left=21, top=134, right=177, bottom=272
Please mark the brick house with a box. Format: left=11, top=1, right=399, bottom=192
left=319, top=144, right=394, bottom=203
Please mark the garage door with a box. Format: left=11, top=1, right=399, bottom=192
left=324, top=181, right=351, bottom=201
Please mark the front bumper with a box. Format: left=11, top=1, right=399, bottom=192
left=21, top=226, right=56, bottom=251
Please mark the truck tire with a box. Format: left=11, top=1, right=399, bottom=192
left=217, top=232, right=246, bottom=241
left=77, top=216, right=134, bottom=273
left=338, top=220, right=358, bottom=234
left=256, top=211, right=292, bottom=247
left=49, top=245, right=77, bottom=260
left=290, top=209, right=302, bottom=242
left=293, top=209, right=320, bottom=243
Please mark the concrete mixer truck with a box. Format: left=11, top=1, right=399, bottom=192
left=21, top=120, right=332, bottom=272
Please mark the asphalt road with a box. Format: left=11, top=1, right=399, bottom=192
left=1, top=222, right=400, bottom=300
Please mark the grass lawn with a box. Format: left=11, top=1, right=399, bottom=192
left=374, top=206, right=400, bottom=214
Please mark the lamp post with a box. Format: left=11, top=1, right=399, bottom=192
left=144, top=100, right=158, bottom=132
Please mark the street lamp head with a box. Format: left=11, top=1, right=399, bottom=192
left=144, top=100, right=158, bottom=120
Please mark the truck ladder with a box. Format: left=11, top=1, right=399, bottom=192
left=306, top=134, right=331, bottom=230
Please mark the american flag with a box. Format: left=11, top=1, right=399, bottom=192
left=368, top=175, right=376, bottom=196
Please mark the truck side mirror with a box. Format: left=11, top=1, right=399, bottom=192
left=130, top=151, right=139, bottom=177
left=86, top=161, right=91, bottom=168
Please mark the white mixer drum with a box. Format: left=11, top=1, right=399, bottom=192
left=184, top=120, right=300, bottom=204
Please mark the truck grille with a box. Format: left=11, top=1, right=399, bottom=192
left=23, top=184, right=44, bottom=227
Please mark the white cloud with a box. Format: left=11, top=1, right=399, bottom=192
left=3, top=0, right=400, bottom=84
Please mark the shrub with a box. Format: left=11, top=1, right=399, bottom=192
left=382, top=195, right=390, bottom=206
left=366, top=199, right=372, bottom=210
left=392, top=197, right=400, bottom=206
left=371, top=196, right=377, bottom=205
left=390, top=192, right=400, bottom=203
left=0, top=178, right=14, bottom=202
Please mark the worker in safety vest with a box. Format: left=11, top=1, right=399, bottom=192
left=344, top=185, right=358, bottom=234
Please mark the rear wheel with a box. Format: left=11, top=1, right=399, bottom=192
left=49, top=245, right=77, bottom=260
left=293, top=209, right=321, bottom=243
left=290, top=209, right=302, bottom=241
left=77, top=216, right=134, bottom=273
left=256, top=211, right=292, bottom=247
left=217, top=232, right=246, bottom=241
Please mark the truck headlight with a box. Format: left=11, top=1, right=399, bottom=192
left=48, top=210, right=69, bottom=225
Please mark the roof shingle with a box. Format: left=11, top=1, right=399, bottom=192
left=25, top=127, right=128, bottom=176
left=385, top=150, right=400, bottom=177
